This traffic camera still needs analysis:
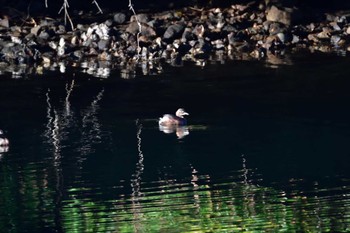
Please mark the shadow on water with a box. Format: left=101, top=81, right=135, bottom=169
left=1, top=53, right=350, bottom=232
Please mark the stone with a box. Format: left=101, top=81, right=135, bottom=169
left=131, top=14, right=149, bottom=24
left=31, top=25, right=41, bottom=36
left=73, top=50, right=84, bottom=59
left=56, top=25, right=66, bottom=34
left=163, top=24, right=184, bottom=40
left=98, top=39, right=110, bottom=50
left=329, top=22, right=341, bottom=31
left=126, top=21, right=141, bottom=35
left=316, top=27, right=331, bottom=39
left=0, top=18, right=9, bottom=28
left=268, top=22, right=285, bottom=35
left=266, top=5, right=294, bottom=26
left=193, top=25, right=205, bottom=38
left=114, top=13, right=126, bottom=24
left=105, top=19, right=113, bottom=27
left=291, top=34, right=300, bottom=44
left=126, top=22, right=156, bottom=37
left=38, top=30, right=50, bottom=40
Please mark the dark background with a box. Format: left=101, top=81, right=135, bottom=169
left=1, top=0, right=350, bottom=16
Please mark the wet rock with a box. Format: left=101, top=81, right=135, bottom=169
left=316, top=27, right=331, bottom=39
left=331, top=35, right=345, bottom=46
left=126, top=22, right=156, bottom=38
left=114, top=13, right=126, bottom=24
left=266, top=5, right=295, bottom=26
left=131, top=14, right=149, bottom=24
left=56, top=24, right=66, bottom=34
left=0, top=17, right=9, bottom=28
left=307, top=33, right=319, bottom=43
left=276, top=32, right=287, bottom=43
left=38, top=30, right=51, bottom=40
left=268, top=22, right=285, bottom=35
left=181, top=27, right=194, bottom=42
left=163, top=24, right=185, bottom=40
left=93, top=23, right=109, bottom=40
left=98, top=39, right=110, bottom=50
left=57, top=38, right=65, bottom=57
left=329, top=22, right=341, bottom=31
left=291, top=34, right=300, bottom=44
left=31, top=25, right=41, bottom=36
left=193, top=24, right=205, bottom=38
left=73, top=50, right=84, bottom=60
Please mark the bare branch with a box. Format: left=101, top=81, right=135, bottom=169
left=128, top=0, right=142, bottom=59
left=58, top=0, right=75, bottom=30
left=92, top=0, right=103, bottom=14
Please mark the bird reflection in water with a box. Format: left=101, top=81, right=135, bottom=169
left=159, top=125, right=189, bottom=139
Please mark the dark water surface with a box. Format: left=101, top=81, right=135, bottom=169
left=1, top=54, right=350, bottom=232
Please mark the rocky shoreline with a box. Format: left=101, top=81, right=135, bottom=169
left=1, top=1, right=350, bottom=77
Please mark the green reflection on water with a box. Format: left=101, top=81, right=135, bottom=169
left=57, top=176, right=350, bottom=233
left=1, top=161, right=350, bottom=232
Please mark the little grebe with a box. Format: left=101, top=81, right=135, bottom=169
left=159, top=108, right=189, bottom=126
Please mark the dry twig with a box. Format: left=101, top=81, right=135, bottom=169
left=58, top=0, right=75, bottom=30
left=92, top=0, right=103, bottom=14
left=128, top=0, right=142, bottom=59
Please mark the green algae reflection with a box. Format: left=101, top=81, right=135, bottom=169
left=58, top=175, right=350, bottom=232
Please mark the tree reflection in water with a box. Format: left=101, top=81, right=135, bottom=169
left=130, top=119, right=145, bottom=231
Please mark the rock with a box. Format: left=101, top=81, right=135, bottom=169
left=276, top=32, right=286, bottom=43
left=131, top=14, right=149, bottom=24
left=193, top=25, right=205, bottom=38
left=31, top=25, right=41, bottom=36
left=346, top=26, right=350, bottom=35
left=181, top=27, right=194, bottom=42
left=56, top=24, right=66, bottom=34
left=266, top=5, right=294, bottom=26
left=73, top=50, right=84, bottom=60
left=163, top=24, right=184, bottom=40
left=98, top=39, right=110, bottom=50
left=291, top=34, right=300, bottom=44
left=126, top=21, right=141, bottom=35
left=329, top=22, right=341, bottom=31
left=94, top=23, right=109, bottom=40
left=316, top=27, right=331, bottom=39
left=0, top=17, right=9, bottom=28
left=126, top=22, right=156, bottom=38
left=307, top=34, right=319, bottom=43
left=268, top=22, right=285, bottom=35
left=105, top=19, right=113, bottom=27
left=114, top=13, right=126, bottom=24
left=38, top=30, right=50, bottom=40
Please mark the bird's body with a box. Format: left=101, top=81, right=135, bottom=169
left=159, top=108, right=189, bottom=126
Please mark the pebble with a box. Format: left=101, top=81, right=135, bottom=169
left=114, top=13, right=126, bottom=24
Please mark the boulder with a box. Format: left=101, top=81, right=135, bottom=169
left=163, top=24, right=184, bottom=40
left=266, top=5, right=296, bottom=26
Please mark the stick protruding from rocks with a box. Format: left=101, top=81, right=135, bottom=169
left=128, top=0, right=142, bottom=59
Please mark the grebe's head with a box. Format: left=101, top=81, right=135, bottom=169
left=176, top=108, right=189, bottom=118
